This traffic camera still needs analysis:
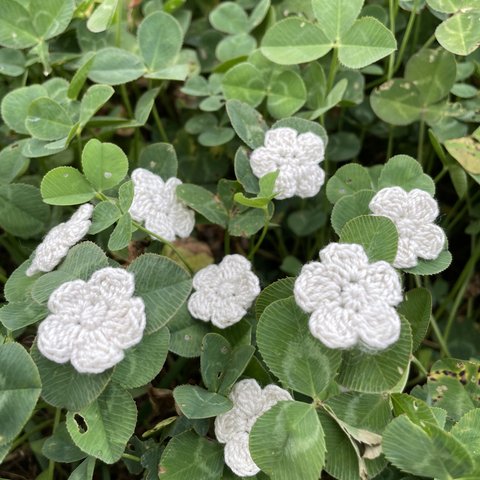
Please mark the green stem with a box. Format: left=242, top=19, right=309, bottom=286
left=326, top=49, right=339, bottom=93
left=417, top=120, right=426, bottom=164
left=386, top=125, right=395, bottom=159
left=387, top=0, right=397, bottom=80
left=119, top=83, right=133, bottom=118
left=433, top=167, right=448, bottom=184
left=11, top=419, right=54, bottom=451
left=47, top=409, right=62, bottom=480
left=122, top=453, right=141, bottom=463
left=248, top=209, right=270, bottom=260
left=224, top=229, right=230, bottom=255
left=393, top=7, right=417, bottom=73
left=411, top=355, right=428, bottom=376
left=0, top=271, right=7, bottom=284
left=429, top=315, right=451, bottom=357
left=152, top=103, right=169, bottom=143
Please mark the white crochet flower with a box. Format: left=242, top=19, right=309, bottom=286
left=188, top=254, right=260, bottom=329
left=215, top=379, right=292, bottom=477
left=129, top=168, right=195, bottom=242
left=249, top=127, right=325, bottom=199
left=369, top=187, right=446, bottom=269
left=294, top=243, right=403, bottom=351
left=26, top=204, right=94, bottom=277
left=37, top=267, right=146, bottom=374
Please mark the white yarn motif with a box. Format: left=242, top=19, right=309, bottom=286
left=129, top=168, right=195, bottom=242
left=26, top=204, right=94, bottom=277
left=294, top=243, right=403, bottom=351
left=215, top=379, right=292, bottom=477
left=188, top=255, right=260, bottom=329
left=369, top=186, right=446, bottom=269
left=37, top=267, right=146, bottom=374
left=250, top=127, right=325, bottom=199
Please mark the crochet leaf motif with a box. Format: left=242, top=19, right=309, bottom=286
left=249, top=127, right=325, bottom=199
left=129, top=168, right=195, bottom=242
left=188, top=254, right=260, bottom=329
left=26, top=203, right=94, bottom=277
left=369, top=186, right=446, bottom=269
left=294, top=242, right=403, bottom=351
left=37, top=267, right=146, bottom=374
left=214, top=379, right=292, bottom=477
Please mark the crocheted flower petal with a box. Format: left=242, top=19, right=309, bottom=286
left=144, top=213, right=176, bottom=242
left=102, top=297, right=146, bottom=350
left=394, top=237, right=419, bottom=268
left=262, top=384, right=292, bottom=412
left=192, top=264, right=219, bottom=290
left=215, top=407, right=248, bottom=444
left=309, top=306, right=359, bottom=349
left=364, top=261, right=403, bottom=306
left=275, top=167, right=298, bottom=199
left=90, top=267, right=136, bottom=301
left=412, top=223, right=446, bottom=260
left=296, top=132, right=325, bottom=164
left=235, top=272, right=261, bottom=308
left=47, top=279, right=87, bottom=315
left=220, top=254, right=252, bottom=274
left=264, top=127, right=298, bottom=151
left=211, top=299, right=246, bottom=329
left=295, top=165, right=325, bottom=198
left=319, top=243, right=369, bottom=270
left=294, top=262, right=340, bottom=313
left=188, top=291, right=213, bottom=321
left=224, top=432, right=260, bottom=477
left=170, top=203, right=195, bottom=238
left=357, top=304, right=401, bottom=350
left=369, top=187, right=408, bottom=220
left=406, top=189, right=439, bottom=223
left=37, top=315, right=79, bottom=364
left=71, top=330, right=124, bottom=373
left=230, top=379, right=264, bottom=417
left=250, top=147, right=278, bottom=178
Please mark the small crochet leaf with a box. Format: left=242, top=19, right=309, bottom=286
left=226, top=100, right=268, bottom=149
left=257, top=297, right=342, bottom=398
left=326, top=163, right=372, bottom=204
left=340, top=215, right=399, bottom=264
left=173, top=385, right=233, bottom=419
left=201, top=333, right=254, bottom=394
left=250, top=401, right=325, bottom=480
left=337, top=316, right=412, bottom=393
left=378, top=155, right=435, bottom=194
left=398, top=288, right=432, bottom=352
left=331, top=189, right=375, bottom=234
left=31, top=342, right=113, bottom=411
left=138, top=142, right=178, bottom=179
left=41, top=166, right=96, bottom=205
left=66, top=383, right=137, bottom=464
left=81, top=139, right=128, bottom=192
left=382, top=415, right=474, bottom=478
left=128, top=253, right=192, bottom=334
left=112, top=327, right=169, bottom=389
left=159, top=431, right=224, bottom=480
left=0, top=343, right=41, bottom=446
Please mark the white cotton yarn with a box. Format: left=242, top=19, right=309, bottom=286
left=215, top=379, right=292, bottom=477
left=250, top=127, right=325, bottom=199
left=187, top=254, right=260, bottom=329
left=37, top=267, right=146, bottom=374
left=26, top=204, right=94, bottom=277
left=129, top=168, right=195, bottom=242
left=294, top=243, right=403, bottom=351
left=369, top=186, right=446, bottom=269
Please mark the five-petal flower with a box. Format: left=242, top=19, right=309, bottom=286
left=215, top=379, right=292, bottom=477
left=369, top=186, right=446, bottom=268
left=250, top=127, right=325, bottom=199
left=294, top=243, right=403, bottom=350
left=37, top=267, right=146, bottom=374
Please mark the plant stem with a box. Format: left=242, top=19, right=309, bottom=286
left=417, top=120, right=426, bottom=164
left=433, top=167, right=448, bottom=183
left=11, top=419, right=54, bottom=451
left=47, top=409, right=61, bottom=480
left=152, top=103, right=169, bottom=143
left=393, top=7, right=417, bottom=73
left=429, top=315, right=450, bottom=357
left=326, top=49, right=339, bottom=93
left=248, top=208, right=270, bottom=260
left=411, top=355, right=428, bottom=376
left=122, top=453, right=141, bottom=463
left=387, top=0, right=397, bottom=80
left=386, top=125, right=395, bottom=159
left=120, top=83, right=133, bottom=118
left=224, top=229, right=230, bottom=255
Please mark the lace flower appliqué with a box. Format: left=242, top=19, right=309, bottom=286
left=294, top=243, right=403, bottom=351
left=188, top=254, right=260, bottom=329
left=129, top=168, right=195, bottom=242
left=37, top=267, right=146, bottom=374
left=369, top=186, right=446, bottom=269
left=250, top=127, right=325, bottom=199
left=26, top=204, right=94, bottom=277
left=215, top=379, right=292, bottom=477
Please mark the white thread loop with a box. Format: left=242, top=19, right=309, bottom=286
left=26, top=204, right=94, bottom=277
left=215, top=379, right=292, bottom=477
left=129, top=168, right=195, bottom=241
left=37, top=267, right=146, bottom=374
left=250, top=127, right=325, bottom=199
left=188, top=254, right=260, bottom=328
left=369, top=186, right=446, bottom=268
left=294, top=243, right=403, bottom=351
